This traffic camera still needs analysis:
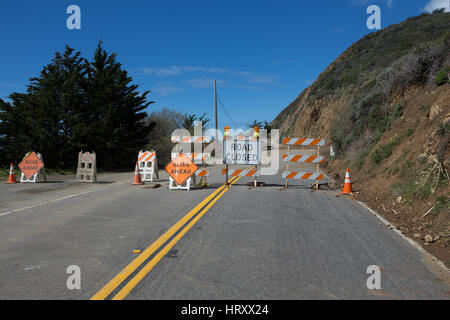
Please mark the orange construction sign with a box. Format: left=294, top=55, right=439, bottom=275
left=18, top=152, right=44, bottom=179
left=165, top=153, right=198, bottom=186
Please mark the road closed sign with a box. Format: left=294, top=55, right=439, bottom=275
left=19, top=152, right=44, bottom=179
left=165, top=153, right=198, bottom=185
left=223, top=137, right=261, bottom=165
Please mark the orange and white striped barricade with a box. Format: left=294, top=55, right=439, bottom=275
left=171, top=136, right=213, bottom=144
left=282, top=154, right=325, bottom=163
left=282, top=138, right=325, bottom=147
left=195, top=168, right=209, bottom=178
left=171, top=153, right=211, bottom=165
left=222, top=131, right=261, bottom=187
left=138, top=150, right=159, bottom=182
left=77, top=151, right=97, bottom=183
left=171, top=135, right=213, bottom=189
left=222, top=168, right=261, bottom=177
left=282, top=137, right=326, bottom=189
left=18, top=152, right=47, bottom=183
left=282, top=171, right=324, bottom=180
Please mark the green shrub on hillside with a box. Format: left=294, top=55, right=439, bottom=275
left=406, top=128, right=415, bottom=136
left=434, top=68, right=449, bottom=85
left=371, top=137, right=401, bottom=164
left=436, top=121, right=450, bottom=135
left=308, top=13, right=450, bottom=100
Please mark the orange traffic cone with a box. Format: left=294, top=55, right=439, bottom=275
left=132, top=162, right=143, bottom=185
left=5, top=163, right=18, bottom=184
left=342, top=168, right=352, bottom=194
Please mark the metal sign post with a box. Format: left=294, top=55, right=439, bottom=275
left=223, top=127, right=261, bottom=186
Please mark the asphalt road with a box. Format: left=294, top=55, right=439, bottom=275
left=0, top=160, right=448, bottom=300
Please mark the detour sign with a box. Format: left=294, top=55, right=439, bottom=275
left=165, top=153, right=198, bottom=185
left=19, top=152, right=44, bottom=179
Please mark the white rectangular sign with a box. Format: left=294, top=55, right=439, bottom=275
left=223, top=138, right=261, bottom=165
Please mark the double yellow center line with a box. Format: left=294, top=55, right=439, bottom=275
left=91, top=175, right=241, bottom=300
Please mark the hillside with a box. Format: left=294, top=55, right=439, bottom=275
left=273, top=12, right=450, bottom=266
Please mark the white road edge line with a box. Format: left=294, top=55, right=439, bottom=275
left=357, top=200, right=449, bottom=273
left=0, top=184, right=121, bottom=218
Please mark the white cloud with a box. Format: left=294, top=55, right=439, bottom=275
left=351, top=0, right=395, bottom=8
left=140, top=66, right=236, bottom=77
left=0, top=83, right=19, bottom=88
left=153, top=81, right=183, bottom=96
left=137, top=65, right=278, bottom=91
left=183, top=78, right=225, bottom=89
left=424, top=0, right=450, bottom=12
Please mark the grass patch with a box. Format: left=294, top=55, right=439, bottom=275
left=357, top=149, right=371, bottom=169
left=0, top=168, right=10, bottom=180
left=0, top=167, right=74, bottom=181
left=371, top=136, right=401, bottom=164
left=405, top=160, right=412, bottom=168
left=436, top=121, right=450, bottom=136
left=406, top=128, right=414, bottom=136
left=391, top=161, right=449, bottom=200
left=391, top=179, right=417, bottom=199
left=420, top=181, right=434, bottom=199
left=419, top=105, right=429, bottom=112
left=434, top=195, right=450, bottom=212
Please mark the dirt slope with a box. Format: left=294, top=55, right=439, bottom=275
left=273, top=12, right=450, bottom=266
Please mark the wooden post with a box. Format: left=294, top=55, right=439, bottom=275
left=316, top=145, right=320, bottom=190
left=254, top=133, right=259, bottom=187
left=285, top=144, right=290, bottom=188
left=226, top=164, right=229, bottom=187
left=201, top=142, right=206, bottom=187
left=214, top=79, right=218, bottom=140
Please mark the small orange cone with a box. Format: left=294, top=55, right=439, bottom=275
left=5, top=163, right=18, bottom=184
left=132, top=162, right=143, bottom=185
left=342, top=168, right=352, bottom=194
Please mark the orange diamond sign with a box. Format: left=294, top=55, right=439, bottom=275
left=19, top=152, right=44, bottom=179
left=165, top=153, right=198, bottom=185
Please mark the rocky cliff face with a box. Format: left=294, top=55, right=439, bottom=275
left=273, top=12, right=450, bottom=266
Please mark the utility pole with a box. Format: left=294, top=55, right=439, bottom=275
left=214, top=79, right=218, bottom=139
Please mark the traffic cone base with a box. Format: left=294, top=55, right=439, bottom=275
left=132, top=162, right=144, bottom=185
left=342, top=168, right=352, bottom=194
left=5, top=163, right=18, bottom=184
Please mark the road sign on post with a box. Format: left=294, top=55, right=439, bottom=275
left=223, top=137, right=261, bottom=165
left=223, top=130, right=262, bottom=187
left=165, top=153, right=198, bottom=189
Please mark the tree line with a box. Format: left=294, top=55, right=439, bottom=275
left=0, top=41, right=273, bottom=171
left=0, top=42, right=216, bottom=170
left=0, top=42, right=154, bottom=169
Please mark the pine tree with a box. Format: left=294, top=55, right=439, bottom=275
left=0, top=43, right=154, bottom=169
left=0, top=46, right=90, bottom=167
left=87, top=41, right=154, bottom=169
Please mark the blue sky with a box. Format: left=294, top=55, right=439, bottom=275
left=0, top=0, right=448, bottom=128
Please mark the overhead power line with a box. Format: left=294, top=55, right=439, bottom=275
left=216, top=91, right=238, bottom=128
